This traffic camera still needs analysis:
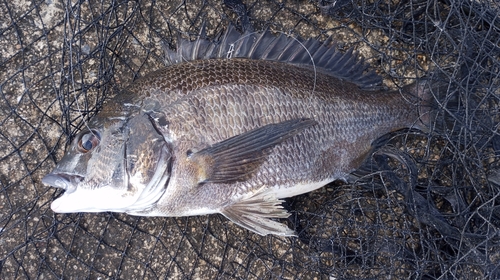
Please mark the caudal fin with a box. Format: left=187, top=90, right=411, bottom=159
left=403, top=79, right=451, bottom=133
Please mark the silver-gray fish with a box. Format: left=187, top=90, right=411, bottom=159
left=42, top=26, right=434, bottom=236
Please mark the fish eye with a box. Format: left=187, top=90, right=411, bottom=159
left=77, top=130, right=100, bottom=153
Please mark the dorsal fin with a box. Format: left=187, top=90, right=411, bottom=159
left=164, top=25, right=382, bottom=89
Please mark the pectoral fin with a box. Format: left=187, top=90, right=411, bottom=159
left=190, top=118, right=316, bottom=184
left=220, top=192, right=296, bottom=236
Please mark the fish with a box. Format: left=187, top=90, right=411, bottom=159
left=42, top=26, right=435, bottom=236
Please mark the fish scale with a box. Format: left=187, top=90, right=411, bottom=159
left=149, top=64, right=418, bottom=206
left=42, top=26, right=434, bottom=236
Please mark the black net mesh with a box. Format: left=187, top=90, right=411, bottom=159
left=1, top=0, right=499, bottom=278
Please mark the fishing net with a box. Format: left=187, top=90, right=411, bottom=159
left=1, top=0, right=499, bottom=278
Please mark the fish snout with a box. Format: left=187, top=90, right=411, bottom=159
left=42, top=173, right=82, bottom=194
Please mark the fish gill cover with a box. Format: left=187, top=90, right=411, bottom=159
left=0, top=0, right=499, bottom=279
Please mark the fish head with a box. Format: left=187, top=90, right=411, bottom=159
left=43, top=112, right=172, bottom=214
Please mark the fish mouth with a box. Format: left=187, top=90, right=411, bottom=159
left=42, top=173, right=83, bottom=194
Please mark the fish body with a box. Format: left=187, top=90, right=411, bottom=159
left=43, top=27, right=431, bottom=236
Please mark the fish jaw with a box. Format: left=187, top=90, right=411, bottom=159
left=42, top=173, right=82, bottom=194
left=44, top=169, right=137, bottom=213
left=47, top=171, right=167, bottom=213
left=50, top=185, right=138, bottom=213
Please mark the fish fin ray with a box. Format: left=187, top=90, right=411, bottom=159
left=220, top=193, right=296, bottom=236
left=162, top=25, right=383, bottom=89
left=191, top=118, right=316, bottom=184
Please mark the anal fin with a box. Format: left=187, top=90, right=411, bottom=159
left=220, top=192, right=296, bottom=236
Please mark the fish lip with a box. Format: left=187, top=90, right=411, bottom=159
left=42, top=173, right=83, bottom=194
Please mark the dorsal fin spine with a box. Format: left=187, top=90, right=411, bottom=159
left=163, top=25, right=383, bottom=89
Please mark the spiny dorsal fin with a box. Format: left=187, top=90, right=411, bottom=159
left=164, top=25, right=382, bottom=89
left=188, top=118, right=317, bottom=184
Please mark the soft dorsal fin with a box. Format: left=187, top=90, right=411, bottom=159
left=164, top=25, right=382, bottom=89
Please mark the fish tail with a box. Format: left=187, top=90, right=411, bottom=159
left=404, top=79, right=450, bottom=133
